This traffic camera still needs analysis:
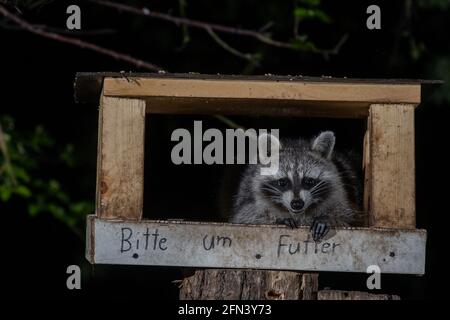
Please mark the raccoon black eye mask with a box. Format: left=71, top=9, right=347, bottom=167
left=230, top=131, right=362, bottom=242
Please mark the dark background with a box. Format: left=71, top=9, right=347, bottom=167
left=0, top=0, right=449, bottom=299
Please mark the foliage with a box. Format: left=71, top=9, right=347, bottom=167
left=417, top=0, right=450, bottom=10
left=292, top=0, right=333, bottom=53
left=0, top=115, right=93, bottom=240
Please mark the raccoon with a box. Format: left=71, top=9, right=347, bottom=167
left=229, top=131, right=363, bottom=241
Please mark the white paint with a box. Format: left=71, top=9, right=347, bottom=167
left=86, top=216, right=426, bottom=275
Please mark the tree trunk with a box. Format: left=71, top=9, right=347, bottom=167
left=179, top=269, right=318, bottom=300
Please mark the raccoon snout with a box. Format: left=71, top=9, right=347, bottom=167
left=290, top=199, right=305, bottom=212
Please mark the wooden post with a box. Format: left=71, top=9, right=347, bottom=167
left=96, top=95, right=146, bottom=220
left=179, top=269, right=318, bottom=300
left=367, top=104, right=416, bottom=228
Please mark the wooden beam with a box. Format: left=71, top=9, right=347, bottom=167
left=143, top=98, right=370, bottom=118
left=86, top=216, right=426, bottom=275
left=96, top=96, right=146, bottom=220
left=369, top=104, right=416, bottom=228
left=75, top=72, right=440, bottom=105
left=318, top=290, right=400, bottom=300
left=103, top=78, right=421, bottom=103
left=101, top=78, right=421, bottom=118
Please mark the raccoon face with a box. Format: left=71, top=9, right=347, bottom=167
left=257, top=131, right=338, bottom=215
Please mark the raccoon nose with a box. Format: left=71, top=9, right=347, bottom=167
left=290, top=199, right=305, bottom=211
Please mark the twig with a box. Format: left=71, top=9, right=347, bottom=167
left=205, top=27, right=255, bottom=62
left=316, top=33, right=349, bottom=60
left=88, top=0, right=294, bottom=49
left=0, top=19, right=116, bottom=35
left=88, top=0, right=348, bottom=57
left=0, top=4, right=164, bottom=71
left=37, top=25, right=116, bottom=36
left=177, top=0, right=190, bottom=46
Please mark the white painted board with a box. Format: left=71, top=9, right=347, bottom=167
left=86, top=216, right=426, bottom=274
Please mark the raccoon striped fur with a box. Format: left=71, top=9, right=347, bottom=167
left=229, top=131, right=363, bottom=241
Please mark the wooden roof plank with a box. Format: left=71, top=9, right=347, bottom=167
left=103, top=77, right=421, bottom=104
left=74, top=72, right=441, bottom=106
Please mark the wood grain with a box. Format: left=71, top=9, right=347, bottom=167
left=96, top=96, right=146, bottom=220
left=100, top=77, right=420, bottom=118
left=87, top=217, right=427, bottom=274
left=179, top=269, right=318, bottom=300
left=318, top=290, right=400, bottom=300
left=75, top=72, right=437, bottom=104
left=362, top=118, right=371, bottom=227
left=369, top=104, right=416, bottom=228
left=143, top=97, right=371, bottom=118
left=103, top=77, right=421, bottom=103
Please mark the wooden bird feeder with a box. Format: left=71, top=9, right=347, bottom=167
left=75, top=73, right=436, bottom=299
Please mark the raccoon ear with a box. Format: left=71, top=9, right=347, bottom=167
left=311, top=131, right=335, bottom=159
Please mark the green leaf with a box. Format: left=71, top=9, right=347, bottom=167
left=294, top=7, right=331, bottom=23
left=15, top=185, right=32, bottom=198
left=410, top=38, right=426, bottom=61
left=60, top=144, right=76, bottom=167
left=48, top=203, right=65, bottom=219
left=12, top=166, right=30, bottom=183
left=28, top=203, right=43, bottom=216
left=48, top=179, right=60, bottom=192
left=291, top=38, right=318, bottom=52
left=70, top=201, right=94, bottom=215
left=294, top=7, right=313, bottom=18
left=417, top=0, right=450, bottom=9
left=314, top=11, right=331, bottom=23
left=0, top=185, right=12, bottom=202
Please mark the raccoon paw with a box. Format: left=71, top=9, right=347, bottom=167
left=310, top=218, right=330, bottom=242
left=276, top=217, right=299, bottom=229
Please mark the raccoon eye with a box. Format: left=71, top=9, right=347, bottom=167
left=303, top=177, right=317, bottom=188
left=277, top=178, right=289, bottom=187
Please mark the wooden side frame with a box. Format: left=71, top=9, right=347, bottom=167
left=96, top=95, right=146, bottom=220
left=365, top=104, right=416, bottom=229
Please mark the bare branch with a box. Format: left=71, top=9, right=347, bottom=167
left=205, top=27, right=255, bottom=62
left=36, top=25, right=116, bottom=36
left=0, top=19, right=116, bottom=35
left=89, top=0, right=348, bottom=57
left=177, top=0, right=190, bottom=47
left=88, top=0, right=295, bottom=49
left=316, top=33, right=349, bottom=60
left=0, top=4, right=164, bottom=72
